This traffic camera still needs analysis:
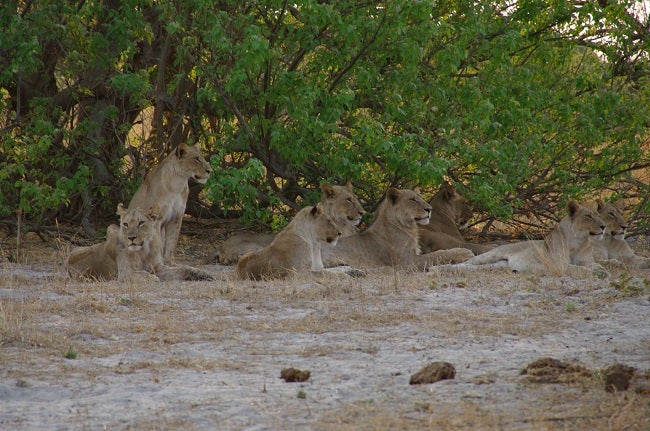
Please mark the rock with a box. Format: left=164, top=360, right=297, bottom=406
left=520, top=357, right=591, bottom=384
left=281, top=367, right=311, bottom=382
left=602, top=364, right=635, bottom=393
left=409, top=362, right=456, bottom=385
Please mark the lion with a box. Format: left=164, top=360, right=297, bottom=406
left=216, top=181, right=364, bottom=265
left=236, top=204, right=342, bottom=280
left=322, top=187, right=475, bottom=270
left=592, top=199, right=650, bottom=268
left=462, top=200, right=608, bottom=277
left=128, top=143, right=212, bottom=264
left=418, top=182, right=487, bottom=255
left=320, top=181, right=365, bottom=236
left=65, top=224, right=119, bottom=280
left=116, top=204, right=214, bottom=282
left=215, top=232, right=275, bottom=265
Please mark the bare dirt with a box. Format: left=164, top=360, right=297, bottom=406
left=1, top=229, right=649, bottom=430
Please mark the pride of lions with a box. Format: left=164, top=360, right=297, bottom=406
left=65, top=144, right=649, bottom=282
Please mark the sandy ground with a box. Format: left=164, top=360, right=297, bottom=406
left=1, top=232, right=649, bottom=430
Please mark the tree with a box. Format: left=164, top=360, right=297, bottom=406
left=1, top=0, right=648, bottom=237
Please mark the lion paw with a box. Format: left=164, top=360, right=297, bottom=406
left=445, top=248, right=475, bottom=263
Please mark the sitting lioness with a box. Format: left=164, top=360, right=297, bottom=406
left=463, top=200, right=608, bottom=277
left=116, top=204, right=214, bottom=282
left=236, top=204, right=342, bottom=280
left=216, top=181, right=364, bottom=265
left=592, top=199, right=650, bottom=268
left=323, top=187, right=474, bottom=270
left=418, top=182, right=486, bottom=255
left=65, top=225, right=120, bottom=280
left=128, top=143, right=212, bottom=264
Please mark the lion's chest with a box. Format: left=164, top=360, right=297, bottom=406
left=159, top=196, right=186, bottom=226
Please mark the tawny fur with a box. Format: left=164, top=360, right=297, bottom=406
left=323, top=188, right=474, bottom=270
left=217, top=182, right=363, bottom=265
left=128, top=144, right=212, bottom=264
left=592, top=199, right=650, bottom=269
left=116, top=204, right=213, bottom=282
left=464, top=201, right=608, bottom=277
left=236, top=204, right=342, bottom=280
left=418, top=182, right=486, bottom=255
left=65, top=224, right=120, bottom=280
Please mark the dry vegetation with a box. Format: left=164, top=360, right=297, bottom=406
left=1, top=229, right=650, bottom=430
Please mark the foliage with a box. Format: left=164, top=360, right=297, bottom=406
left=0, top=0, right=648, bottom=235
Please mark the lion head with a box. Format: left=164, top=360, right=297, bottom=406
left=566, top=200, right=606, bottom=242
left=596, top=199, right=627, bottom=240
left=308, top=204, right=342, bottom=245
left=175, top=143, right=212, bottom=184
left=429, top=182, right=473, bottom=228
left=378, top=187, right=432, bottom=227
left=320, top=182, right=364, bottom=235
left=117, top=203, right=160, bottom=250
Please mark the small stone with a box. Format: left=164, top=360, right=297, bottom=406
left=16, top=379, right=31, bottom=388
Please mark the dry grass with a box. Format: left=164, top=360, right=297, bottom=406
left=1, top=233, right=650, bottom=430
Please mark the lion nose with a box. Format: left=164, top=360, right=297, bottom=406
left=128, top=235, right=137, bottom=242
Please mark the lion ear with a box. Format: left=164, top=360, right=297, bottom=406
left=440, top=182, right=455, bottom=199
left=613, top=199, right=626, bottom=211
left=320, top=182, right=335, bottom=198
left=567, top=200, right=581, bottom=218
left=595, top=199, right=606, bottom=212
left=387, top=188, right=401, bottom=204
left=116, top=203, right=127, bottom=217
left=176, top=143, right=189, bottom=158
left=344, top=181, right=353, bottom=191
left=147, top=204, right=160, bottom=220
left=310, top=205, right=322, bottom=216
left=413, top=186, right=421, bottom=194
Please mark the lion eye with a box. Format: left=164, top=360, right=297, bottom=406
left=138, top=220, right=145, bottom=226
left=122, top=222, right=128, bottom=228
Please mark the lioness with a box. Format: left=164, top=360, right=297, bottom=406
left=418, top=182, right=486, bottom=255
left=65, top=225, right=119, bottom=280
left=128, top=143, right=212, bottom=264
left=320, top=181, right=365, bottom=236
left=463, top=201, right=608, bottom=277
left=216, top=181, right=364, bottom=265
left=323, top=188, right=474, bottom=270
left=116, top=204, right=214, bottom=282
left=593, top=199, right=650, bottom=268
left=236, top=204, right=342, bottom=280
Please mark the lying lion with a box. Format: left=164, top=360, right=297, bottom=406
left=593, top=199, right=650, bottom=269
left=65, top=225, right=119, bottom=280
left=216, top=182, right=364, bottom=265
left=236, top=204, right=342, bottom=279
left=418, top=182, right=486, bottom=255
left=463, top=200, right=608, bottom=277
left=116, top=204, right=214, bottom=282
left=322, top=187, right=474, bottom=270
left=128, top=143, right=212, bottom=264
